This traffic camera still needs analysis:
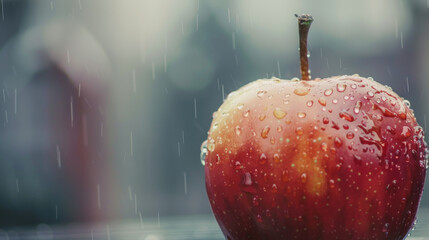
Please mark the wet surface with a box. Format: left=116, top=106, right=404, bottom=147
left=1, top=208, right=429, bottom=239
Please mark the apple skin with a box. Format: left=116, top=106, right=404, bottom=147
left=204, top=75, right=427, bottom=240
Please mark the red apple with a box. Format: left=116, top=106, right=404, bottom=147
left=203, top=14, right=427, bottom=240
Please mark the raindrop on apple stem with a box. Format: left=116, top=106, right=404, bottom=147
left=200, top=140, right=208, bottom=166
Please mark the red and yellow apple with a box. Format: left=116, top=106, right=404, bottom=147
left=203, top=14, right=427, bottom=240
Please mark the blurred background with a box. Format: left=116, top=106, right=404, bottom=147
left=0, top=0, right=428, bottom=234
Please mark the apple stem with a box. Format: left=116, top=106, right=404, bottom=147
left=296, top=14, right=313, bottom=81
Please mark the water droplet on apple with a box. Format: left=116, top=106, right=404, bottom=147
left=273, top=153, right=280, bottom=163
left=271, top=184, right=278, bottom=193
left=374, top=103, right=395, bottom=117
left=321, top=142, right=328, bottom=152
left=215, top=154, right=221, bottom=164
left=318, top=97, right=327, bottom=106
left=273, top=108, right=286, bottom=119
left=367, top=91, right=374, bottom=97
left=400, top=126, right=412, bottom=138
left=339, top=111, right=354, bottom=122
left=398, top=112, right=407, bottom=120
left=322, top=117, right=330, bottom=124
left=386, top=125, right=396, bottom=135
left=403, top=100, right=411, bottom=108
left=296, top=127, right=304, bottom=135
left=354, top=101, right=362, bottom=114
left=307, top=100, right=313, bottom=107
left=346, top=132, right=354, bottom=139
left=259, top=153, right=267, bottom=165
left=257, top=90, right=267, bottom=98
left=242, top=172, right=257, bottom=194
left=301, top=173, right=307, bottom=183
left=329, top=179, right=335, bottom=189
left=353, top=154, right=362, bottom=164
left=243, top=109, right=250, bottom=117
left=261, top=126, right=270, bottom=139
left=235, top=125, right=241, bottom=136
left=200, top=140, right=207, bottom=166
left=256, top=214, right=263, bottom=222
left=259, top=114, right=266, bottom=121
left=331, top=121, right=340, bottom=130
left=237, top=103, right=244, bottom=110
left=277, top=126, right=283, bottom=132
left=243, top=172, right=252, bottom=185
left=324, top=88, right=333, bottom=96
left=382, top=223, right=389, bottom=233
left=282, top=170, right=289, bottom=182
left=297, top=112, right=306, bottom=118
left=207, top=139, right=215, bottom=152
left=235, top=161, right=242, bottom=170
left=293, top=87, right=310, bottom=96
left=252, top=196, right=259, bottom=206
left=334, top=137, right=342, bottom=147
left=336, top=83, right=346, bottom=92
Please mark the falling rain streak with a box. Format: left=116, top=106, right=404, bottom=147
left=182, top=130, right=185, bottom=143
left=82, top=115, right=88, bottom=146
left=14, top=88, right=17, bottom=114
left=228, top=8, right=231, bottom=23
left=1, top=0, right=4, bottom=21
left=139, top=212, right=143, bottom=228
left=134, top=194, right=138, bottom=215
left=56, top=145, right=61, bottom=168
left=232, top=32, right=236, bottom=50
left=222, top=84, right=225, bottom=100
left=178, top=142, right=181, bottom=157
left=277, top=61, right=281, bottom=78
left=97, top=184, right=101, bottom=209
left=70, top=97, right=74, bottom=127
left=183, top=172, right=187, bottom=195
left=194, top=98, right=197, bottom=119
left=130, top=132, right=134, bottom=157
left=406, top=77, right=409, bottom=93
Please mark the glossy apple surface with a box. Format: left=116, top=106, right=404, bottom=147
left=204, top=75, right=427, bottom=240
